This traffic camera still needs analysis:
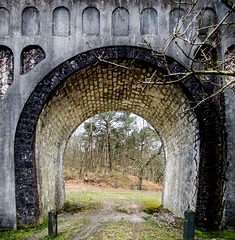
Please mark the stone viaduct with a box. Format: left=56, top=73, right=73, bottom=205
left=0, top=0, right=234, bottom=230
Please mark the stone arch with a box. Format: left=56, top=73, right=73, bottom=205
left=198, top=8, right=217, bottom=37
left=22, top=7, right=40, bottom=36
left=0, top=7, right=10, bottom=37
left=21, top=45, right=46, bottom=74
left=0, top=46, right=14, bottom=97
left=82, top=7, right=100, bottom=36
left=169, top=8, right=186, bottom=34
left=140, top=8, right=158, bottom=35
left=52, top=7, right=70, bottom=37
left=112, top=7, right=130, bottom=36
left=14, top=46, right=225, bottom=230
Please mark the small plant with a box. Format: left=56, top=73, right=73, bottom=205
left=115, top=208, right=130, bottom=214
left=143, top=204, right=168, bottom=215
left=143, top=206, right=160, bottom=214
left=61, top=201, right=82, bottom=213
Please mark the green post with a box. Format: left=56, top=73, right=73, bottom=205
left=48, top=210, right=57, bottom=237
left=183, top=210, right=196, bottom=240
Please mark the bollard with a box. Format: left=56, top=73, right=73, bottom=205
left=183, top=210, right=196, bottom=240
left=48, top=210, right=58, bottom=237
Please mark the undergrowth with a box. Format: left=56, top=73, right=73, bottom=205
left=143, top=205, right=163, bottom=214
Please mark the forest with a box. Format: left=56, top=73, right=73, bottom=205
left=64, top=111, right=164, bottom=190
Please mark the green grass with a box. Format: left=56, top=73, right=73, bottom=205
left=40, top=219, right=89, bottom=240
left=0, top=221, right=47, bottom=240
left=84, top=219, right=235, bottom=240
left=66, top=189, right=162, bottom=209
left=195, top=228, right=235, bottom=239
left=0, top=217, right=89, bottom=240
left=83, top=219, right=183, bottom=240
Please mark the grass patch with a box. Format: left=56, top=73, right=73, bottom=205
left=64, top=191, right=103, bottom=213
left=195, top=228, right=235, bottom=239
left=66, top=189, right=162, bottom=211
left=40, top=219, right=89, bottom=240
left=0, top=217, right=89, bottom=240
left=143, top=205, right=163, bottom=214
left=84, top=219, right=183, bottom=240
left=115, top=208, right=130, bottom=214
left=0, top=219, right=48, bottom=240
left=61, top=201, right=82, bottom=213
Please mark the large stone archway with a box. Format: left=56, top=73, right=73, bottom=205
left=14, top=46, right=225, bottom=230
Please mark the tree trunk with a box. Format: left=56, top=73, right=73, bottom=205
left=79, top=127, right=92, bottom=177
left=138, top=168, right=144, bottom=190
left=123, top=130, right=127, bottom=174
left=107, top=126, right=112, bottom=171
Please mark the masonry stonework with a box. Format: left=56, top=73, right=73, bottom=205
left=0, top=0, right=234, bottom=230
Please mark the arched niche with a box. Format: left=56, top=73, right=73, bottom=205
left=21, top=45, right=45, bottom=74
left=52, top=7, right=70, bottom=37
left=140, top=8, right=158, bottom=35
left=112, top=7, right=130, bottom=36
left=198, top=8, right=217, bottom=37
left=22, top=7, right=40, bottom=36
left=169, top=8, right=186, bottom=34
left=0, top=46, right=14, bottom=96
left=0, top=7, right=10, bottom=37
left=224, top=45, right=235, bottom=92
left=82, top=7, right=100, bottom=36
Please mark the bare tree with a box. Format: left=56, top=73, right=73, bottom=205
left=142, top=0, right=235, bottom=110
left=130, top=144, right=163, bottom=190
left=87, top=0, right=235, bottom=110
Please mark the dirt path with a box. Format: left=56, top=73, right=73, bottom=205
left=65, top=182, right=178, bottom=240
left=25, top=181, right=162, bottom=240
left=71, top=198, right=149, bottom=240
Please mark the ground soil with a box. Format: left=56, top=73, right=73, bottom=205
left=65, top=173, right=163, bottom=193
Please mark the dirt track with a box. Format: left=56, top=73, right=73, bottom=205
left=64, top=182, right=180, bottom=240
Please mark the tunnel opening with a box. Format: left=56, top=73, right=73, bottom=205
left=14, top=46, right=225, bottom=230
left=63, top=111, right=165, bottom=190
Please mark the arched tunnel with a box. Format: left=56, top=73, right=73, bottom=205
left=14, top=47, right=225, bottom=229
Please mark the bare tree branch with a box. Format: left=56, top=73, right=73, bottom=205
left=86, top=1, right=235, bottom=111
left=222, top=0, right=235, bottom=12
